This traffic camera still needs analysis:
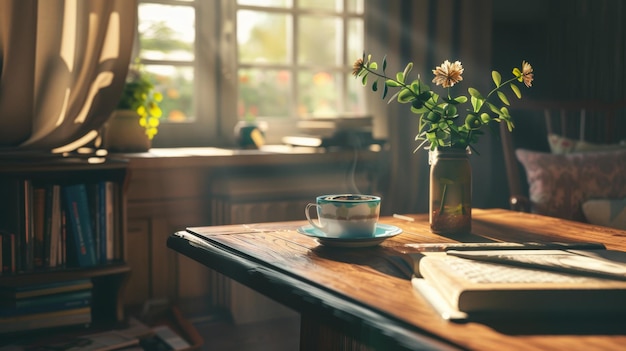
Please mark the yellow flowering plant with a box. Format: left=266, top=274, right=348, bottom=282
left=117, top=63, right=163, bottom=139
left=352, top=54, right=534, bottom=153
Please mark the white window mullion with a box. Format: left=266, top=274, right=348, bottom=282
left=291, top=10, right=299, bottom=120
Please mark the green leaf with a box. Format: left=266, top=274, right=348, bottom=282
left=487, top=102, right=503, bottom=116
left=372, top=80, right=378, bottom=92
left=425, top=111, right=440, bottom=122
left=385, top=79, right=401, bottom=87
left=411, top=99, right=423, bottom=109
left=454, top=96, right=468, bottom=104
left=444, top=104, right=458, bottom=117
left=397, top=88, right=415, bottom=103
left=497, top=91, right=510, bottom=105
left=403, top=62, right=413, bottom=80
left=382, top=84, right=388, bottom=99
left=470, top=95, right=484, bottom=112
left=396, top=72, right=405, bottom=83
left=468, top=87, right=483, bottom=99
left=361, top=73, right=368, bottom=86
left=500, top=106, right=511, bottom=117
left=382, top=55, right=387, bottom=71
left=480, top=113, right=491, bottom=123
left=418, top=91, right=432, bottom=101
left=510, top=84, right=522, bottom=99
left=506, top=119, right=515, bottom=132
left=491, top=71, right=502, bottom=87
left=369, top=62, right=378, bottom=70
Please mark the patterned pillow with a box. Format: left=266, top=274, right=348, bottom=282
left=515, top=149, right=626, bottom=221
left=548, top=133, right=626, bottom=154
left=582, top=198, right=626, bottom=230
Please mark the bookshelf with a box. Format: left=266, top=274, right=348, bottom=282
left=0, top=156, right=130, bottom=335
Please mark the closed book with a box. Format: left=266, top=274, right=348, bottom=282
left=412, top=250, right=626, bottom=321
left=0, top=306, right=91, bottom=334
left=0, top=278, right=93, bottom=299
left=0, top=289, right=91, bottom=317
left=63, top=184, right=98, bottom=267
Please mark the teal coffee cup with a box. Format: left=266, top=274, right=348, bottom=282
left=305, top=194, right=381, bottom=238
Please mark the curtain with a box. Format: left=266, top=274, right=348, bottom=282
left=0, top=0, right=136, bottom=152
left=366, top=0, right=493, bottom=215
left=545, top=0, right=626, bottom=101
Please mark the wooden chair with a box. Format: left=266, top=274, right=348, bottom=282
left=500, top=99, right=626, bottom=215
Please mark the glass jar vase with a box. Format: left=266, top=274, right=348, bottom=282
left=428, top=147, right=472, bottom=234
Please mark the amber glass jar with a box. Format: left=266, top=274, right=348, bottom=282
left=428, top=147, right=472, bottom=234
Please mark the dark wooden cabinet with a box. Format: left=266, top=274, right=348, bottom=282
left=0, top=157, right=130, bottom=334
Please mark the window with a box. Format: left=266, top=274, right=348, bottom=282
left=136, top=0, right=366, bottom=146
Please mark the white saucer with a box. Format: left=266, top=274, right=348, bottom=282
left=296, top=223, right=402, bottom=248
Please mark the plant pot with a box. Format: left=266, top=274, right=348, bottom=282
left=428, top=147, right=472, bottom=234
left=234, top=120, right=267, bottom=149
left=104, top=110, right=151, bottom=152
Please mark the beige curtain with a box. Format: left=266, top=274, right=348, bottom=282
left=0, top=0, right=136, bottom=152
left=367, top=0, right=493, bottom=215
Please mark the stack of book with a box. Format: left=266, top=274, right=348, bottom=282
left=282, top=116, right=381, bottom=148
left=0, top=180, right=119, bottom=273
left=0, top=278, right=93, bottom=334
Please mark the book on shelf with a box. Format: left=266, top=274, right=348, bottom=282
left=0, top=278, right=93, bottom=300
left=403, top=244, right=626, bottom=321
left=63, top=183, right=98, bottom=267
left=0, top=289, right=92, bottom=317
left=0, top=306, right=91, bottom=334
left=0, top=178, right=34, bottom=272
left=99, top=181, right=116, bottom=263
left=44, top=184, right=62, bottom=268
left=33, top=186, right=46, bottom=269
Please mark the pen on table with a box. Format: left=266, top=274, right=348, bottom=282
left=393, top=214, right=415, bottom=222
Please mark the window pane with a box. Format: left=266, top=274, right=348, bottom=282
left=144, top=65, right=195, bottom=123
left=298, top=16, right=339, bottom=65
left=347, top=19, right=364, bottom=64
left=298, top=71, right=340, bottom=117
left=299, top=0, right=339, bottom=11
left=347, top=0, right=364, bottom=14
left=347, top=74, right=367, bottom=115
left=138, top=4, right=195, bottom=61
left=237, top=0, right=291, bottom=8
left=239, top=69, right=292, bottom=118
left=238, top=11, right=289, bottom=64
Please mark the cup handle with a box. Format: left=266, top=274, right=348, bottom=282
left=305, top=203, right=325, bottom=231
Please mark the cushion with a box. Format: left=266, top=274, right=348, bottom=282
left=548, top=133, right=626, bottom=154
left=582, top=198, right=626, bottom=230
left=515, top=149, right=626, bottom=221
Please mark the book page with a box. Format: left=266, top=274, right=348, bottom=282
left=447, top=249, right=626, bottom=281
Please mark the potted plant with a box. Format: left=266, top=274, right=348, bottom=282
left=353, top=54, right=534, bottom=234
left=104, top=63, right=163, bottom=152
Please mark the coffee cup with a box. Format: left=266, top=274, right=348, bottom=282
left=305, top=194, right=381, bottom=238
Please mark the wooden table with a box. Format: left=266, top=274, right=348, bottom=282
left=166, top=208, right=626, bottom=351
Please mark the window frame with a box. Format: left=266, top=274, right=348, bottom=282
left=136, top=0, right=369, bottom=147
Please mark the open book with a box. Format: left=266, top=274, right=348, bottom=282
left=406, top=247, right=626, bottom=321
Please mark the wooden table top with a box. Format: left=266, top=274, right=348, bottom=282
left=167, top=208, right=626, bottom=351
